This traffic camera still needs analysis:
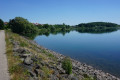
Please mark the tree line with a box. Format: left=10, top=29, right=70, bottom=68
left=75, top=22, right=119, bottom=33
left=76, top=22, right=119, bottom=28
left=0, top=17, right=73, bottom=37
left=0, top=17, right=38, bottom=38
left=36, top=23, right=72, bottom=36
left=0, top=17, right=120, bottom=37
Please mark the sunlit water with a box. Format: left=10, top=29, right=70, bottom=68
left=34, top=30, right=120, bottom=77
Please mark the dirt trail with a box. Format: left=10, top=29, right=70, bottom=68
left=0, top=30, right=9, bottom=80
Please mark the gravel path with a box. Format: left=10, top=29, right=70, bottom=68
left=0, top=30, right=9, bottom=80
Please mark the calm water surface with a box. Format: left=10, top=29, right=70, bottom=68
left=34, top=30, right=120, bottom=77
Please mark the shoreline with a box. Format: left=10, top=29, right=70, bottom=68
left=25, top=38, right=120, bottom=80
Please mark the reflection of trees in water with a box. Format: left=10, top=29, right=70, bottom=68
left=75, top=27, right=118, bottom=34
left=37, top=27, right=118, bottom=37
left=39, top=29, right=71, bottom=36
left=26, top=33, right=38, bottom=39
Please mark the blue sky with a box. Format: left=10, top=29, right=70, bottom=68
left=0, top=0, right=120, bottom=25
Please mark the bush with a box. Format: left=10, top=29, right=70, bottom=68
left=62, top=57, right=72, bottom=74
left=0, top=19, right=4, bottom=30
left=8, top=17, right=38, bottom=37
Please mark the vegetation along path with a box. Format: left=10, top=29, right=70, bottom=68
left=0, top=30, right=9, bottom=80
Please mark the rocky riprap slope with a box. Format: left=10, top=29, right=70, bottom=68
left=11, top=35, right=120, bottom=80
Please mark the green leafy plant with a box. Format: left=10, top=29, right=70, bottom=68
left=8, top=17, right=38, bottom=37
left=62, top=57, right=72, bottom=74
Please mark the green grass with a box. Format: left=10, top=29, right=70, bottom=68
left=83, top=74, right=97, bottom=80
left=5, top=30, right=57, bottom=80
left=20, top=41, right=28, bottom=47
left=62, top=57, right=72, bottom=74
left=5, top=30, right=29, bottom=80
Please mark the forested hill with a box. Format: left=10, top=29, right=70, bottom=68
left=76, top=22, right=119, bottom=27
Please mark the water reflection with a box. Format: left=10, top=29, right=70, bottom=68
left=76, top=27, right=118, bottom=34
left=39, top=29, right=71, bottom=36
left=34, top=28, right=120, bottom=77
left=38, top=28, right=118, bottom=37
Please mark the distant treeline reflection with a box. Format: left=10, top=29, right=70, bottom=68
left=75, top=27, right=118, bottom=34
left=39, top=29, right=71, bottom=36
left=38, top=27, right=118, bottom=36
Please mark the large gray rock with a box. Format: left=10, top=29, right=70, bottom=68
left=24, top=56, right=33, bottom=65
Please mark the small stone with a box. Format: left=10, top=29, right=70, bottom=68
left=29, top=70, right=36, bottom=77
left=71, top=76, right=78, bottom=80
left=50, top=74, right=59, bottom=80
left=39, top=70, right=45, bottom=78
left=20, top=54, right=32, bottom=58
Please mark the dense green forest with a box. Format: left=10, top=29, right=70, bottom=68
left=76, top=22, right=119, bottom=27
left=75, top=22, right=119, bottom=33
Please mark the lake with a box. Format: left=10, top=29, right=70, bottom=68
left=34, top=30, right=120, bottom=77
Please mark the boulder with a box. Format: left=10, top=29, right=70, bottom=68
left=24, top=56, right=33, bottom=65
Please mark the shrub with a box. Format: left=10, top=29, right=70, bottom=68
left=8, top=17, right=38, bottom=37
left=62, top=57, right=72, bottom=74
left=0, top=19, right=4, bottom=30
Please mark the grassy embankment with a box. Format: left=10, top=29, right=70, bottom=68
left=6, top=31, right=27, bottom=80
left=5, top=30, right=29, bottom=80
left=5, top=30, right=57, bottom=80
